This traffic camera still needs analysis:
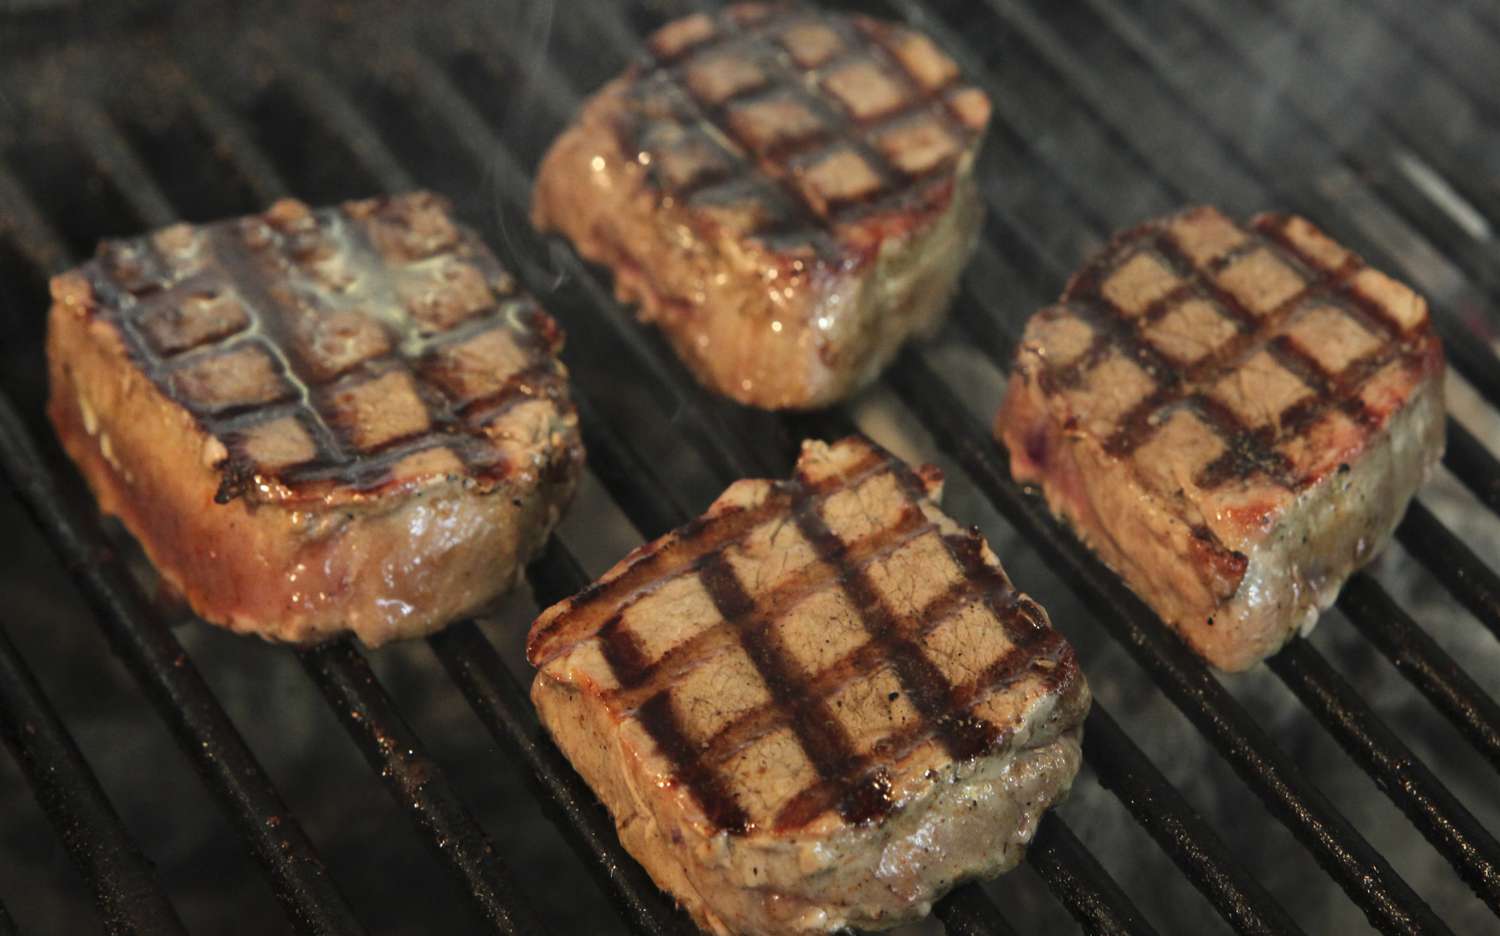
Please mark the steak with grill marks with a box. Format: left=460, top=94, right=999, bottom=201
left=996, top=207, right=1445, bottom=671
left=528, top=435, right=1088, bottom=935
left=532, top=3, right=991, bottom=410
left=47, top=192, right=583, bottom=646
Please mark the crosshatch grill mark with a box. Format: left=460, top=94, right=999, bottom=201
left=74, top=195, right=573, bottom=501
left=576, top=440, right=1077, bottom=835
left=616, top=4, right=988, bottom=260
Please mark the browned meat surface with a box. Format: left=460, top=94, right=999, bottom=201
left=532, top=3, right=991, bottom=410
left=528, top=436, right=1088, bottom=935
left=996, top=207, right=1445, bottom=671
left=47, top=192, right=583, bottom=646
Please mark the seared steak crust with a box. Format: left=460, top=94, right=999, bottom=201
left=533, top=3, right=991, bottom=409
left=997, top=207, right=1445, bottom=671
left=529, top=436, right=1087, bottom=935
left=48, top=192, right=583, bottom=645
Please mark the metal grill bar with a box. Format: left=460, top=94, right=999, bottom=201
left=0, top=164, right=70, bottom=276
left=887, top=352, right=1450, bottom=934
left=1026, top=819, right=1162, bottom=936
left=932, top=885, right=1021, bottom=936
left=0, top=624, right=188, bottom=936
left=1266, top=640, right=1500, bottom=911
left=0, top=391, right=367, bottom=936
left=1397, top=502, right=1500, bottom=645
left=429, top=611, right=698, bottom=936
left=1078, top=707, right=1303, bottom=936
left=1338, top=576, right=1500, bottom=774
left=1447, top=422, right=1500, bottom=516
left=296, top=639, right=544, bottom=936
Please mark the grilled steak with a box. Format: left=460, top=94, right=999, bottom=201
left=532, top=3, right=991, bottom=410
left=528, top=435, right=1087, bottom=935
left=47, top=192, right=583, bottom=646
left=997, top=207, right=1445, bottom=671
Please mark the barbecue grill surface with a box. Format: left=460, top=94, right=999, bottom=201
left=2, top=1, right=1499, bottom=934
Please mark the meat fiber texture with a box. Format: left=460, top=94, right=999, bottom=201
left=528, top=436, right=1088, bottom=934
left=533, top=3, right=991, bottom=410
left=997, top=207, right=1444, bottom=671
left=47, top=192, right=583, bottom=646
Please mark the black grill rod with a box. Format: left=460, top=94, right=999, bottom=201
left=887, top=352, right=1452, bottom=935
left=933, top=885, right=1022, bottom=936
left=1266, top=635, right=1500, bottom=911
left=0, top=164, right=70, bottom=275
left=0, top=623, right=188, bottom=936
left=1339, top=573, right=1500, bottom=774
left=1447, top=421, right=1500, bottom=518
left=296, top=639, right=547, bottom=936
left=1339, top=0, right=1500, bottom=130
left=1118, top=0, right=1500, bottom=407
left=1169, top=0, right=1500, bottom=309
left=71, top=105, right=178, bottom=229
left=428, top=611, right=699, bottom=936
left=1079, top=706, right=1302, bottom=936
left=176, top=85, right=294, bottom=206
left=55, top=113, right=550, bottom=934
left=0, top=391, right=368, bottom=936
left=1028, top=816, right=1160, bottom=936
left=1396, top=499, right=1500, bottom=652
left=924, top=0, right=1500, bottom=784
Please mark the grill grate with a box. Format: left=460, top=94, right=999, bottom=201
left=1, top=1, right=1498, bottom=934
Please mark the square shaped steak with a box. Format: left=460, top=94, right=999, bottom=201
left=47, top=191, right=583, bottom=646
left=527, top=436, right=1087, bottom=934
left=996, top=207, right=1445, bottom=671
left=532, top=3, right=991, bottom=410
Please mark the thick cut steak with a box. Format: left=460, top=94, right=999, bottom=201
left=47, top=192, right=583, bottom=646
left=533, top=3, right=991, bottom=410
left=997, top=207, right=1445, bottom=671
left=528, top=436, right=1087, bottom=935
